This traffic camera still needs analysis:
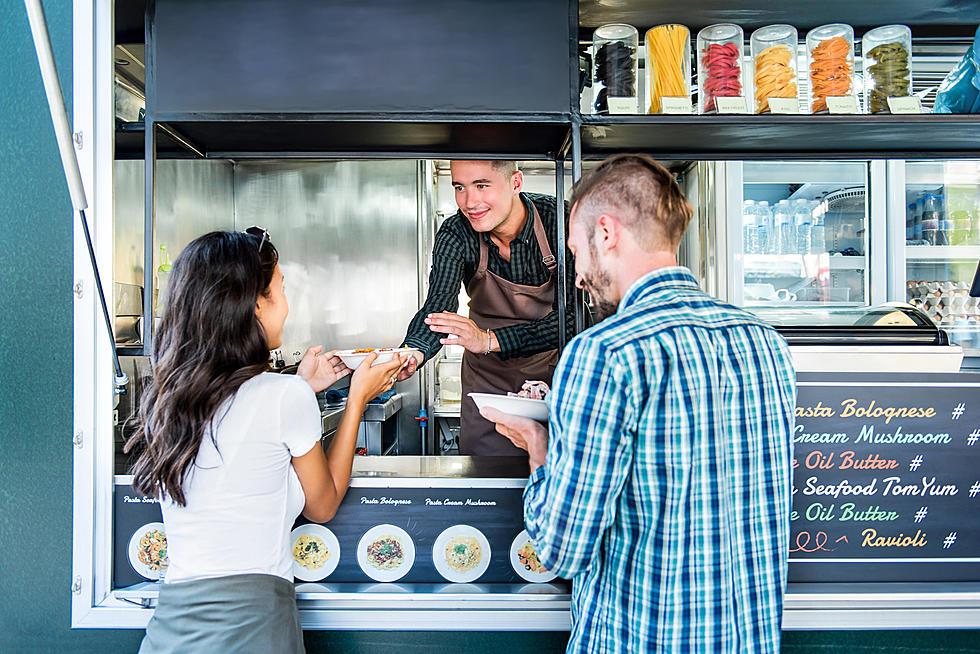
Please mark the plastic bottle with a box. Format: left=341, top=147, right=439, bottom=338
left=906, top=202, right=915, bottom=242
left=914, top=195, right=925, bottom=241
left=936, top=192, right=951, bottom=246
left=810, top=201, right=826, bottom=254
left=971, top=197, right=980, bottom=245
left=794, top=199, right=812, bottom=255
left=921, top=193, right=939, bottom=245
left=757, top=201, right=773, bottom=253
left=155, top=244, right=172, bottom=315
left=743, top=200, right=757, bottom=254
left=774, top=200, right=794, bottom=254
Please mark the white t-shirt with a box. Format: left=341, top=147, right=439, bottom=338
left=161, top=373, right=322, bottom=584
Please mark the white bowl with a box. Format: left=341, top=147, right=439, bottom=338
left=469, top=392, right=549, bottom=422
left=336, top=347, right=421, bottom=371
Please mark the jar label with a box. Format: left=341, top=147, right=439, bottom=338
left=660, top=97, right=693, bottom=114
left=826, top=96, right=860, bottom=114
left=767, top=97, right=800, bottom=114
left=608, top=96, right=639, bottom=114
left=715, top=97, right=749, bottom=114
left=886, top=96, right=923, bottom=114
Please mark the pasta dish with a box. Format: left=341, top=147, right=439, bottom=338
left=293, top=534, right=330, bottom=570
left=444, top=536, right=482, bottom=573
left=517, top=541, right=548, bottom=574
left=366, top=535, right=404, bottom=570
left=137, top=529, right=169, bottom=572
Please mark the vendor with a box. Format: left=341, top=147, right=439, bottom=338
left=397, top=160, right=574, bottom=455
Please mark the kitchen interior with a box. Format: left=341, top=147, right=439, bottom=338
left=110, top=36, right=980, bottom=467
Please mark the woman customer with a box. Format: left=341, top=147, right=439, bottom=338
left=126, top=229, right=405, bottom=654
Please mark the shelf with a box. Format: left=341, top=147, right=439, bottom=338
left=906, top=245, right=980, bottom=261
left=115, top=122, right=197, bottom=160
left=146, top=115, right=572, bottom=159
left=579, top=115, right=980, bottom=160
left=578, top=0, right=980, bottom=37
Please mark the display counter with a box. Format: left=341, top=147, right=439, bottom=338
left=93, top=372, right=980, bottom=630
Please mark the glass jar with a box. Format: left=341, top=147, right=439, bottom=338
left=806, top=23, right=856, bottom=114
left=862, top=24, right=912, bottom=114
left=750, top=24, right=799, bottom=114
left=645, top=24, right=691, bottom=114
left=697, top=23, right=745, bottom=114
left=593, top=23, right=639, bottom=114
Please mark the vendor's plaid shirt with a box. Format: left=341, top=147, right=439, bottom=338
left=403, top=192, right=576, bottom=362
left=525, top=267, right=796, bottom=654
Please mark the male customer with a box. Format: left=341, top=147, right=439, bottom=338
left=398, top=160, right=574, bottom=455
left=482, top=153, right=796, bottom=652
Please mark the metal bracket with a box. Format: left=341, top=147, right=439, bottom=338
left=73, top=430, right=83, bottom=449
left=71, top=575, right=82, bottom=595
left=73, top=281, right=84, bottom=298
left=73, top=130, right=82, bottom=149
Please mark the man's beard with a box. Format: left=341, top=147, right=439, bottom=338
left=582, top=242, right=617, bottom=322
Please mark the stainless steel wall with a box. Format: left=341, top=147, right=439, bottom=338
left=113, top=159, right=236, bottom=286
left=234, top=161, right=424, bottom=452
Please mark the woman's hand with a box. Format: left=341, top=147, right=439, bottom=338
left=297, top=345, right=352, bottom=393
left=347, top=352, right=407, bottom=406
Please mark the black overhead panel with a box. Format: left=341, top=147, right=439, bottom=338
left=115, top=0, right=146, bottom=44
left=578, top=0, right=980, bottom=38
left=150, top=0, right=571, bottom=116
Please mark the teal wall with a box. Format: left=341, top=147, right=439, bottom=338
left=0, top=1, right=976, bottom=652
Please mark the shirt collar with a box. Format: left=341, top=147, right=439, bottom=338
left=618, top=266, right=699, bottom=313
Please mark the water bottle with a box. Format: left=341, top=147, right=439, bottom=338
left=914, top=195, right=925, bottom=241
left=794, top=200, right=812, bottom=255
left=936, top=193, right=951, bottom=246
left=742, top=200, right=757, bottom=254
left=810, top=201, right=826, bottom=254
left=757, top=201, right=773, bottom=253
left=906, top=202, right=915, bottom=242
left=775, top=200, right=794, bottom=254
left=922, top=193, right=939, bottom=245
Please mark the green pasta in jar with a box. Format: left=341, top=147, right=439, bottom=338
left=863, top=25, right=913, bottom=114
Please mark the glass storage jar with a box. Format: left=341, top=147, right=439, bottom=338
left=697, top=23, right=745, bottom=114
left=645, top=23, right=691, bottom=114
left=750, top=24, right=799, bottom=114
left=593, top=23, right=639, bottom=114
left=806, top=23, right=856, bottom=114
left=862, top=24, right=913, bottom=114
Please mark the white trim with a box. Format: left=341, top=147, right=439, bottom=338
left=71, top=0, right=114, bottom=628
left=869, top=160, right=888, bottom=305
left=885, top=160, right=908, bottom=301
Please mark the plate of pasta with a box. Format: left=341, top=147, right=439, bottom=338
left=432, top=525, right=491, bottom=583
left=509, top=530, right=557, bottom=582
left=128, top=522, right=169, bottom=580
left=291, top=524, right=340, bottom=581
left=335, top=347, right=422, bottom=371
left=357, top=524, right=415, bottom=582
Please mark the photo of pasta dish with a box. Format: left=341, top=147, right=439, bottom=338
left=137, top=529, right=169, bottom=572
left=444, top=536, right=482, bottom=573
left=366, top=535, right=404, bottom=570
left=517, top=541, right=548, bottom=574
left=293, top=534, right=330, bottom=570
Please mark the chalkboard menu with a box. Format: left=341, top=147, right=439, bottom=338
left=789, top=372, right=980, bottom=583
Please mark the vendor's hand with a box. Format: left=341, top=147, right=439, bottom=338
left=425, top=312, right=495, bottom=355
left=348, top=353, right=408, bottom=406
left=479, top=407, right=549, bottom=471
left=297, top=346, right=352, bottom=393
left=395, top=353, right=419, bottom=381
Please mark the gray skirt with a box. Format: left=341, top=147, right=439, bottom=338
left=138, top=573, right=304, bottom=654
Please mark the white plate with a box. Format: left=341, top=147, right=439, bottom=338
left=290, top=524, right=340, bottom=581
left=336, top=347, right=422, bottom=371
left=357, top=524, right=415, bottom=582
left=128, top=522, right=169, bottom=581
left=509, top=530, right=557, bottom=582
left=469, top=392, right=549, bottom=422
left=432, top=525, right=491, bottom=583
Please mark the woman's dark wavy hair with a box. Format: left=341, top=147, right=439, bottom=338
left=124, top=231, right=279, bottom=506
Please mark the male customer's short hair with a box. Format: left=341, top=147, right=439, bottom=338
left=569, top=153, right=693, bottom=251
left=490, top=160, right=519, bottom=178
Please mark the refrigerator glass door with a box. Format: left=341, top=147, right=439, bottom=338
left=904, top=160, right=980, bottom=354
left=740, top=161, right=870, bottom=309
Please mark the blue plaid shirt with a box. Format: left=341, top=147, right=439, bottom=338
left=525, top=267, right=796, bottom=654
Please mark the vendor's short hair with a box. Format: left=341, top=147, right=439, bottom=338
left=490, top=160, right=519, bottom=177
left=569, top=153, right=693, bottom=251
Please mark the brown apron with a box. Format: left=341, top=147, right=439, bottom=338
left=460, top=202, right=560, bottom=455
